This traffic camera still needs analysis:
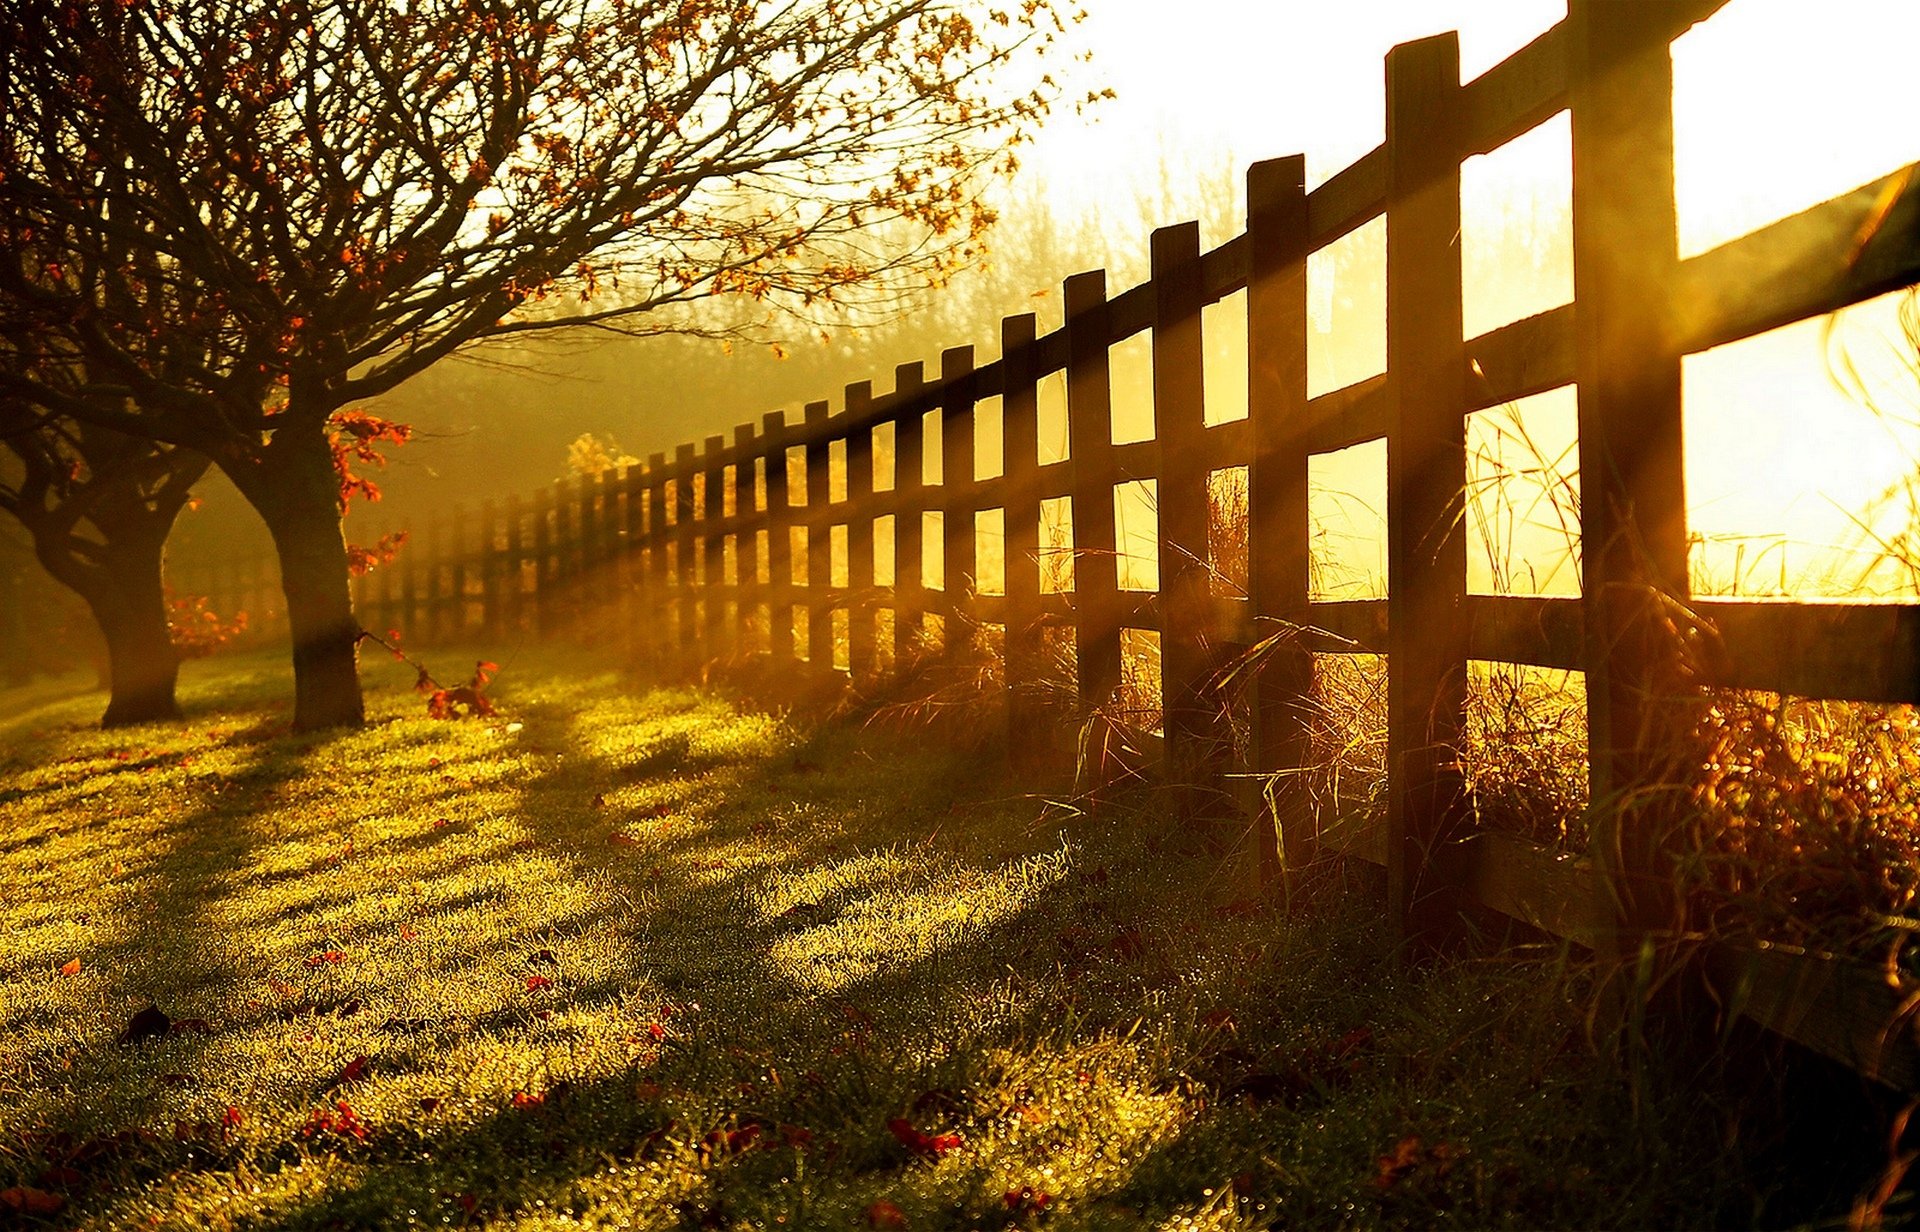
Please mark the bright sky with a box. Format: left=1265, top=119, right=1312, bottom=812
left=1002, top=0, right=1920, bottom=600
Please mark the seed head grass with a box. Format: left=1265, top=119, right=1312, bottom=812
left=0, top=643, right=1887, bottom=1228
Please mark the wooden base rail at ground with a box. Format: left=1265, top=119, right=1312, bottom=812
left=1320, top=820, right=1920, bottom=1091
left=317, top=0, right=1920, bottom=1092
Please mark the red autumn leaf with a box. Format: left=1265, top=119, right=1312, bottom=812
left=525, top=975, right=553, bottom=991
left=778, top=1123, right=814, bottom=1150
left=1003, top=1186, right=1053, bottom=1213
left=337, top=1055, right=369, bottom=1085
left=301, top=1101, right=368, bottom=1142
left=647, top=1021, right=666, bottom=1041
left=511, top=1091, right=543, bottom=1109
left=304, top=950, right=344, bottom=968
left=725, top=1123, right=762, bottom=1152
left=418, top=1097, right=441, bottom=1113
left=1374, top=1135, right=1425, bottom=1190
left=35, top=1165, right=84, bottom=1189
left=865, top=1199, right=908, bottom=1228
left=887, top=1118, right=961, bottom=1157
left=222, top=1106, right=244, bottom=1129
left=58, top=958, right=81, bottom=977
left=399, top=925, right=418, bottom=941
left=0, top=1187, right=65, bottom=1216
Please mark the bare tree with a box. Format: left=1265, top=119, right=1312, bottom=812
left=0, top=399, right=208, bottom=725
left=0, top=0, right=1079, bottom=728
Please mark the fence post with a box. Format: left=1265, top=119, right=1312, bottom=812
left=701, top=434, right=727, bottom=659
left=1152, top=221, right=1232, bottom=829
left=1066, top=270, right=1123, bottom=713
left=940, top=347, right=977, bottom=655
left=761, top=413, right=793, bottom=662
left=1246, top=155, right=1316, bottom=891
left=670, top=442, right=696, bottom=662
left=503, top=493, right=525, bottom=638
left=644, top=451, right=670, bottom=667
left=478, top=499, right=499, bottom=637
left=803, top=401, right=833, bottom=668
left=845, top=383, right=877, bottom=678
left=732, top=422, right=759, bottom=657
left=1384, top=32, right=1471, bottom=946
left=1568, top=0, right=1695, bottom=1001
left=1002, top=312, right=1047, bottom=762
left=893, top=363, right=928, bottom=662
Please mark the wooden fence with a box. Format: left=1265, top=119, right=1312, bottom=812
left=194, top=1, right=1920, bottom=1087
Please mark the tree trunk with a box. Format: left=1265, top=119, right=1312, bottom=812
left=92, top=536, right=184, bottom=727
left=242, top=430, right=366, bottom=731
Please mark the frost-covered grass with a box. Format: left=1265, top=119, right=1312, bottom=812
left=0, top=643, right=1881, bottom=1229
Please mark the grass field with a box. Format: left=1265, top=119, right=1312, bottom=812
left=0, top=643, right=1895, bottom=1229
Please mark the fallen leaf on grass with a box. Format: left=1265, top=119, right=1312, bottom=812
left=0, top=1187, right=65, bottom=1216
left=335, top=1056, right=370, bottom=1085
left=58, top=959, right=81, bottom=977
left=887, top=1118, right=962, bottom=1157
left=34, top=1166, right=84, bottom=1190
left=865, top=1199, right=908, bottom=1228
left=1003, top=1186, right=1053, bottom=1213
left=525, top=975, right=553, bottom=991
left=117, top=1005, right=171, bottom=1046
left=304, top=950, right=345, bottom=968
left=301, top=1101, right=368, bottom=1142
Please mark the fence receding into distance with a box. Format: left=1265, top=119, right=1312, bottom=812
left=175, top=1, right=1920, bottom=1088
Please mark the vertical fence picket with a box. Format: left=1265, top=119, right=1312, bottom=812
left=1151, top=221, right=1230, bottom=822
left=701, top=434, right=727, bottom=658
left=645, top=451, right=670, bottom=665
left=504, top=493, right=525, bottom=637
left=845, top=383, right=877, bottom=678
left=732, top=422, right=759, bottom=656
left=893, top=364, right=927, bottom=661
left=1001, top=312, right=1046, bottom=760
left=479, top=499, right=500, bottom=637
left=1066, top=270, right=1123, bottom=712
left=1568, top=0, right=1695, bottom=980
left=940, top=347, right=976, bottom=653
left=1246, top=155, right=1316, bottom=889
left=1384, top=33, right=1471, bottom=945
left=804, top=401, right=833, bottom=667
left=670, top=443, right=695, bottom=658
left=761, top=414, right=793, bottom=662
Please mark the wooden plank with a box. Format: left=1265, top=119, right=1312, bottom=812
left=1307, top=144, right=1389, bottom=250
left=941, top=346, right=977, bottom=651
left=1459, top=20, right=1568, bottom=156
left=1465, top=830, right=1610, bottom=950
left=1465, top=304, right=1575, bottom=410
left=1384, top=32, right=1473, bottom=946
left=893, top=363, right=928, bottom=661
left=1067, top=270, right=1124, bottom=710
left=803, top=401, right=833, bottom=668
left=1247, top=155, right=1318, bottom=887
left=1152, top=220, right=1231, bottom=820
left=700, top=435, right=727, bottom=656
left=1304, top=373, right=1389, bottom=453
left=760, top=416, right=793, bottom=662
left=1673, top=163, right=1920, bottom=356
left=1707, top=947, right=1920, bottom=1091
left=732, top=423, right=759, bottom=658
left=1697, top=599, right=1920, bottom=705
left=478, top=499, right=500, bottom=638
left=673, top=443, right=697, bottom=657
left=643, top=452, right=670, bottom=664
left=1001, top=312, right=1048, bottom=763
left=1568, top=0, right=1696, bottom=972
left=845, top=385, right=877, bottom=677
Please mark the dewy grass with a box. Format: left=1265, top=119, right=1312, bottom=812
left=0, top=643, right=1890, bottom=1229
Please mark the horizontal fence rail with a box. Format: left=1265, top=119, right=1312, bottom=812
left=310, top=0, right=1920, bottom=1086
